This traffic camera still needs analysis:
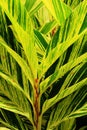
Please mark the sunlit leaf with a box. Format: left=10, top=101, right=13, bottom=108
left=41, top=0, right=72, bottom=25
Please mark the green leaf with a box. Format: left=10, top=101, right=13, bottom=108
left=0, top=71, right=33, bottom=105
left=46, top=89, right=87, bottom=130
left=41, top=0, right=72, bottom=25
left=40, top=20, right=57, bottom=34
left=24, top=0, right=37, bottom=11
left=0, top=127, right=11, bottom=130
left=56, top=119, right=76, bottom=130
left=0, top=0, right=87, bottom=129
left=0, top=76, right=34, bottom=125
left=28, top=0, right=43, bottom=16
left=69, top=103, right=87, bottom=118
left=47, top=103, right=87, bottom=130
left=40, top=52, right=87, bottom=94
left=0, top=36, right=34, bottom=87
left=66, top=0, right=87, bottom=40
left=0, top=0, right=38, bottom=80
left=38, top=29, right=87, bottom=79
left=0, top=100, right=33, bottom=125
left=34, top=29, right=48, bottom=51
left=42, top=78, right=87, bottom=114
left=79, top=126, right=87, bottom=130
left=38, top=0, right=87, bottom=79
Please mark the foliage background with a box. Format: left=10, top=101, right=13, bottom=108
left=0, top=0, right=87, bottom=130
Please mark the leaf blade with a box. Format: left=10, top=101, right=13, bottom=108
left=0, top=36, right=34, bottom=87
left=41, top=0, right=72, bottom=25
left=42, top=78, right=87, bottom=114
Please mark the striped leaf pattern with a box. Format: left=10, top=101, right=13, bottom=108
left=38, top=0, right=87, bottom=79
left=0, top=0, right=87, bottom=130
left=0, top=0, right=38, bottom=80
left=40, top=53, right=87, bottom=94
left=41, top=0, right=72, bottom=24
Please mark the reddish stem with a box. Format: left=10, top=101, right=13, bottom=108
left=34, top=79, right=40, bottom=130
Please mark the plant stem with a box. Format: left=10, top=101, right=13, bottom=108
left=34, top=79, right=41, bottom=130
